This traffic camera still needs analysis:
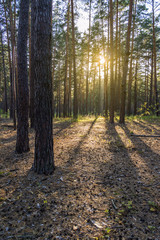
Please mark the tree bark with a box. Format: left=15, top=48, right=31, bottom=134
left=64, top=0, right=70, bottom=117
left=71, top=0, right=78, bottom=119
left=86, top=0, right=91, bottom=115
left=30, top=0, right=36, bottom=128
left=16, top=0, right=30, bottom=153
left=34, top=0, right=55, bottom=175
left=134, top=61, right=138, bottom=115
left=9, top=0, right=16, bottom=129
left=119, top=0, right=133, bottom=123
left=152, top=0, right=159, bottom=115
left=127, top=0, right=137, bottom=116
left=109, top=0, right=114, bottom=123
left=0, top=28, right=8, bottom=115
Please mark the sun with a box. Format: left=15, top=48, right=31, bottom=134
left=100, top=56, right=105, bottom=64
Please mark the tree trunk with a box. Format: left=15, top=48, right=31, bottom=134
left=71, top=0, right=78, bottom=119
left=119, top=0, right=133, bottom=123
left=105, top=4, right=110, bottom=117
left=86, top=0, right=91, bottom=115
left=34, top=0, right=55, bottom=175
left=127, top=0, right=137, bottom=116
left=9, top=0, right=16, bottom=129
left=134, top=61, right=138, bottom=115
left=0, top=28, right=8, bottom=115
left=98, top=62, right=101, bottom=115
left=152, top=0, right=158, bottom=115
left=64, top=0, right=70, bottom=117
left=109, top=0, right=114, bottom=123
left=149, top=51, right=153, bottom=108
left=30, top=0, right=36, bottom=128
left=115, top=0, right=118, bottom=111
left=16, top=0, right=30, bottom=153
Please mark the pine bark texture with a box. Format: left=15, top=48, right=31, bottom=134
left=63, top=0, right=70, bottom=118
left=0, top=28, right=8, bottom=114
left=109, top=0, right=114, bottom=123
left=86, top=0, right=91, bottom=115
left=119, top=0, right=133, bottom=123
left=152, top=0, right=158, bottom=115
left=127, top=0, right=137, bottom=116
left=30, top=0, right=36, bottom=128
left=71, top=0, right=78, bottom=119
left=34, top=0, right=55, bottom=175
left=16, top=0, right=29, bottom=153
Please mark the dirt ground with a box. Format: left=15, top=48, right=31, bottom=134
left=0, top=116, right=160, bottom=240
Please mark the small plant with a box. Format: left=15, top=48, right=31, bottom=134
left=148, top=225, right=156, bottom=231
left=148, top=201, right=160, bottom=212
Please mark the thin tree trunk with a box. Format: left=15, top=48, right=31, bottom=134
left=68, top=42, right=72, bottom=116
left=86, top=0, right=91, bottom=115
left=98, top=62, right=101, bottom=115
left=3, top=0, right=12, bottom=115
left=127, top=0, right=137, bottom=115
left=0, top=28, right=8, bottom=115
left=105, top=4, right=109, bottom=117
left=30, top=0, right=36, bottom=128
left=71, top=0, right=78, bottom=119
left=115, top=0, right=118, bottom=110
left=134, top=61, right=138, bottom=115
left=149, top=51, right=153, bottom=107
left=109, top=0, right=114, bottom=123
left=64, top=0, right=70, bottom=117
left=9, top=0, right=16, bottom=129
left=119, top=0, right=133, bottom=123
left=16, top=0, right=30, bottom=153
left=152, top=0, right=158, bottom=115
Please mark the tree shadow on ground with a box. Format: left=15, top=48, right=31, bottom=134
left=132, top=120, right=160, bottom=135
left=53, top=120, right=73, bottom=136
left=97, top=120, right=160, bottom=239
left=66, top=117, right=97, bottom=166
left=122, top=123, right=160, bottom=174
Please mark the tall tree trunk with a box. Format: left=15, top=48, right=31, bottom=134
left=105, top=4, right=110, bottom=117
left=34, top=0, right=55, bottom=175
left=152, top=0, right=158, bottom=115
left=64, top=0, right=70, bottom=117
left=68, top=41, right=72, bottom=116
left=109, top=0, right=114, bottom=123
left=117, top=17, right=121, bottom=112
left=98, top=62, right=101, bottom=115
left=86, top=0, right=91, bottom=115
left=134, top=61, right=138, bottom=115
left=101, top=15, right=107, bottom=115
left=9, top=0, right=16, bottom=129
left=16, top=0, right=30, bottom=153
left=115, top=0, right=118, bottom=110
left=149, top=51, right=153, bottom=108
left=71, top=0, right=78, bottom=119
left=127, top=0, right=137, bottom=115
left=119, top=0, right=133, bottom=123
left=0, top=28, right=8, bottom=115
left=3, top=0, right=11, bottom=116
left=30, top=0, right=36, bottom=128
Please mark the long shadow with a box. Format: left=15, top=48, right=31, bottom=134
left=98, top=121, right=160, bottom=238
left=53, top=120, right=73, bottom=136
left=122, top=123, right=160, bottom=173
left=74, top=117, right=97, bottom=154
left=66, top=117, right=97, bottom=166
left=133, top=120, right=160, bottom=135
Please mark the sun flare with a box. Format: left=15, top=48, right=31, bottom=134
left=100, top=56, right=105, bottom=64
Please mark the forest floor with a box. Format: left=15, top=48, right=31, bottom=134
left=0, top=116, right=160, bottom=240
